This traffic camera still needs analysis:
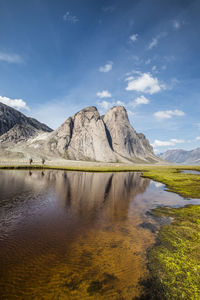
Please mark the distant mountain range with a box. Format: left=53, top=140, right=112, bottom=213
left=158, top=148, right=200, bottom=165
left=0, top=102, right=160, bottom=163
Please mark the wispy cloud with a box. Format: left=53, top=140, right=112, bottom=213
left=99, top=61, right=113, bottom=72
left=173, top=20, right=181, bottom=30
left=0, top=51, right=23, bottom=64
left=63, top=11, right=79, bottom=23
left=196, top=136, right=200, bottom=141
left=125, top=72, right=164, bottom=94
left=128, top=95, right=149, bottom=108
left=148, top=37, right=158, bottom=49
left=152, top=65, right=157, bottom=71
left=129, top=34, right=138, bottom=42
left=96, top=90, right=112, bottom=98
left=97, top=100, right=124, bottom=111
left=152, top=138, right=185, bottom=147
left=148, top=32, right=167, bottom=50
left=0, top=96, right=29, bottom=110
left=102, top=6, right=115, bottom=13
left=154, top=109, right=185, bottom=121
left=145, top=59, right=151, bottom=65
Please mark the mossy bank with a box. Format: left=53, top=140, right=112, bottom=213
left=148, top=205, right=200, bottom=300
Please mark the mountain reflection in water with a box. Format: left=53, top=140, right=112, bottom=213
left=0, top=170, right=195, bottom=299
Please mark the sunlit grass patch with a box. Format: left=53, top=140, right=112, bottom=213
left=149, top=205, right=200, bottom=300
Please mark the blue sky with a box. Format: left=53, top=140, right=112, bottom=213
left=0, top=0, right=200, bottom=153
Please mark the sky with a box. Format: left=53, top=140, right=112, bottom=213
left=0, top=0, right=200, bottom=154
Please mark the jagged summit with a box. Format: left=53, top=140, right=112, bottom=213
left=103, top=106, right=155, bottom=161
left=159, top=148, right=200, bottom=164
left=0, top=103, right=160, bottom=163
left=42, top=105, right=158, bottom=163
left=0, top=102, right=52, bottom=143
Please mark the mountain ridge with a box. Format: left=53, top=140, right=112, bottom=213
left=158, top=148, right=200, bottom=164
left=0, top=102, right=52, bottom=143
left=0, top=103, right=160, bottom=163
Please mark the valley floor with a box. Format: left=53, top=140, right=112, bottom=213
left=0, top=163, right=200, bottom=299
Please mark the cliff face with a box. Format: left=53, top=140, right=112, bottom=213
left=48, top=107, right=116, bottom=162
left=0, top=103, right=159, bottom=163
left=44, top=105, right=158, bottom=163
left=103, top=106, right=155, bottom=162
left=0, top=102, right=52, bottom=143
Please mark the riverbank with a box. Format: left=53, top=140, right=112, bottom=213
left=148, top=205, right=200, bottom=299
left=140, top=166, right=200, bottom=299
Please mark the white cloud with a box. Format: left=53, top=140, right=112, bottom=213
left=152, top=138, right=185, bottom=147
left=0, top=96, right=29, bottom=110
left=0, top=51, right=23, bottom=63
left=127, top=110, right=135, bottom=117
left=154, top=109, right=185, bottom=121
left=97, top=100, right=125, bottom=111
left=96, top=90, right=112, bottom=98
left=129, top=34, right=138, bottom=42
left=148, top=37, right=158, bottom=49
left=63, top=11, right=79, bottom=23
left=128, top=95, right=149, bottom=108
left=98, top=100, right=111, bottom=110
left=125, top=72, right=163, bottom=94
left=196, top=136, right=200, bottom=141
left=145, top=59, right=151, bottom=65
left=148, top=32, right=167, bottom=50
left=173, top=20, right=180, bottom=30
left=125, top=76, right=134, bottom=81
left=99, top=61, right=113, bottom=72
left=152, top=65, right=157, bottom=71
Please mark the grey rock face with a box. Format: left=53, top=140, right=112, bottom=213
left=0, top=103, right=159, bottom=163
left=48, top=106, right=116, bottom=162
left=103, top=106, right=156, bottom=162
left=0, top=102, right=52, bottom=143
left=159, top=148, right=200, bottom=164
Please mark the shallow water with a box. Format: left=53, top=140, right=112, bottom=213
left=181, top=169, right=200, bottom=175
left=0, top=170, right=199, bottom=299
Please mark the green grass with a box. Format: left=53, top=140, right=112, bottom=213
left=139, top=166, right=200, bottom=299
left=148, top=205, right=200, bottom=300
left=142, top=166, right=200, bottom=198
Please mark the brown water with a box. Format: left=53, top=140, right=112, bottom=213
left=0, top=170, right=199, bottom=299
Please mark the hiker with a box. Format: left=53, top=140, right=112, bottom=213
left=42, top=158, right=45, bottom=165
left=29, top=158, right=33, bottom=165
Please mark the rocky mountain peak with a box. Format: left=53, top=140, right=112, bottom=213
left=0, top=102, right=52, bottom=143
left=0, top=103, right=160, bottom=163
left=103, top=105, right=128, bottom=123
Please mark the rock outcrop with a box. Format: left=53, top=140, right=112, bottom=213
left=42, top=105, right=158, bottom=163
left=0, top=102, right=52, bottom=143
left=103, top=106, right=156, bottom=162
left=0, top=103, right=160, bottom=163
left=47, top=106, right=116, bottom=162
